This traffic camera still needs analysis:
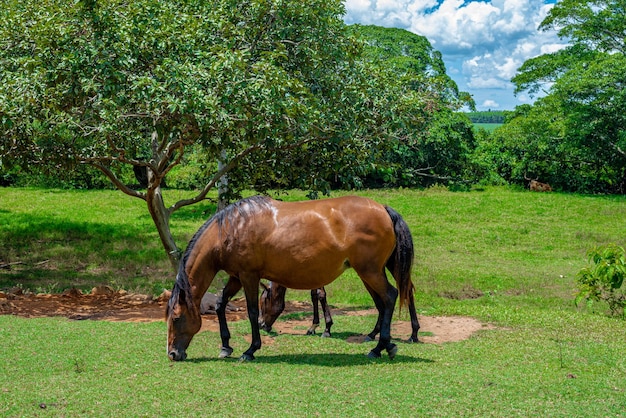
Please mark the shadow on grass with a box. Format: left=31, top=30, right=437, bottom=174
left=0, top=211, right=151, bottom=246
left=169, top=201, right=217, bottom=222
left=0, top=211, right=167, bottom=291
left=187, top=352, right=434, bottom=367
left=0, top=269, right=119, bottom=289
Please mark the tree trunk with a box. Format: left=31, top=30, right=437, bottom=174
left=145, top=140, right=181, bottom=271
left=146, top=185, right=180, bottom=272
left=217, top=149, right=229, bottom=212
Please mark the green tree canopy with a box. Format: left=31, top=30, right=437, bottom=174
left=504, top=0, right=626, bottom=192
left=0, top=0, right=376, bottom=268
left=347, top=25, right=476, bottom=187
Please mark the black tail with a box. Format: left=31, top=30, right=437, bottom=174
left=384, top=206, right=415, bottom=310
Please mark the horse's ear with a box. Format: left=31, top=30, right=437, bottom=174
left=260, top=281, right=269, bottom=291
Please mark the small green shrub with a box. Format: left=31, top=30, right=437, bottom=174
left=575, top=244, right=626, bottom=317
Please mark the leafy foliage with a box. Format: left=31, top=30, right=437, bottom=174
left=0, top=0, right=381, bottom=266
left=507, top=0, right=626, bottom=193
left=348, top=25, right=476, bottom=188
left=576, top=244, right=626, bottom=317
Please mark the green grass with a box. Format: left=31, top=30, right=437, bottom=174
left=1, top=186, right=626, bottom=416
left=0, top=188, right=221, bottom=294
left=1, top=310, right=625, bottom=416
left=473, top=122, right=502, bottom=132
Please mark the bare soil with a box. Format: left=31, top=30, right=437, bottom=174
left=0, top=287, right=494, bottom=344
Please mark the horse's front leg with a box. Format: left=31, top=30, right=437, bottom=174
left=240, top=276, right=262, bottom=362
left=216, top=276, right=242, bottom=359
left=317, top=287, right=333, bottom=338
left=306, top=288, right=321, bottom=336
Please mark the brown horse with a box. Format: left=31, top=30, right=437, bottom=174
left=260, top=280, right=420, bottom=342
left=166, top=195, right=416, bottom=362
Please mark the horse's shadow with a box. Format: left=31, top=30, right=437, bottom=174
left=264, top=330, right=422, bottom=345
left=187, top=330, right=432, bottom=366
left=187, top=352, right=433, bottom=367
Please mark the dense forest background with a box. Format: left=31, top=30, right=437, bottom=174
left=2, top=0, right=625, bottom=196
left=467, top=111, right=505, bottom=124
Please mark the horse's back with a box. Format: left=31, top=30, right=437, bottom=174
left=259, top=196, right=396, bottom=288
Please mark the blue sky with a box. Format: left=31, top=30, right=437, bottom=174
left=344, top=0, right=565, bottom=110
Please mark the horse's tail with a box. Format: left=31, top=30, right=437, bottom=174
left=384, top=206, right=415, bottom=310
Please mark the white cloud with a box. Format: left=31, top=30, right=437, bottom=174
left=345, top=0, right=372, bottom=15
left=344, top=0, right=566, bottom=109
left=481, top=99, right=500, bottom=109
left=467, top=74, right=510, bottom=89
left=540, top=43, right=567, bottom=54
left=412, top=0, right=501, bottom=51
left=496, top=57, right=519, bottom=81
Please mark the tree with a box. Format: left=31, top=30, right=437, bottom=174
left=0, top=0, right=375, bottom=269
left=511, top=0, right=626, bottom=192
left=348, top=25, right=476, bottom=188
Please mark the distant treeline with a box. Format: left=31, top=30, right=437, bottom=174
left=466, top=111, right=506, bottom=124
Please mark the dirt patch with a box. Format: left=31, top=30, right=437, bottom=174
left=269, top=308, right=494, bottom=344
left=440, top=285, right=484, bottom=301
left=0, top=287, right=494, bottom=344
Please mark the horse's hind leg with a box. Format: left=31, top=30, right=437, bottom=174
left=216, top=276, right=242, bottom=359
left=359, top=271, right=398, bottom=359
left=362, top=282, right=384, bottom=341
left=407, top=293, right=421, bottom=343
left=367, top=281, right=420, bottom=343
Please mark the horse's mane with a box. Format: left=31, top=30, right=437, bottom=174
left=168, top=196, right=274, bottom=315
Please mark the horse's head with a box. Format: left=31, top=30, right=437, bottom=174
left=166, top=282, right=201, bottom=361
left=258, top=281, right=287, bottom=332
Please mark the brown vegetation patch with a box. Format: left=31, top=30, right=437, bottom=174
left=440, top=285, right=484, bottom=300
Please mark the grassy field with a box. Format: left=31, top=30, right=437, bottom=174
left=473, top=123, right=502, bottom=132
left=1, top=186, right=626, bottom=416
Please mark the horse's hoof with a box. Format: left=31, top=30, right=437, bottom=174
left=364, top=335, right=375, bottom=342
left=367, top=350, right=381, bottom=359
left=321, top=331, right=331, bottom=338
left=387, top=344, right=398, bottom=360
left=406, top=336, right=423, bottom=344
left=218, top=347, right=233, bottom=359
left=306, top=330, right=316, bottom=336
left=239, top=353, right=255, bottom=362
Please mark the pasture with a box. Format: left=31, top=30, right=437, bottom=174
left=473, top=122, right=502, bottom=132
left=1, top=187, right=625, bottom=416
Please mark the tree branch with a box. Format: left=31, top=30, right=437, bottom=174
left=87, top=161, right=146, bottom=200
left=169, top=143, right=262, bottom=213
left=168, top=135, right=320, bottom=213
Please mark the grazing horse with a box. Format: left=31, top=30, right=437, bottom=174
left=260, top=284, right=335, bottom=337
left=166, top=195, right=415, bottom=362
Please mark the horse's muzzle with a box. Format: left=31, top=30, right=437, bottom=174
left=168, top=349, right=187, bottom=362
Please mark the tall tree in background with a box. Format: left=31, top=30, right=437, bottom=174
left=350, top=25, right=475, bottom=187
left=231, top=25, right=477, bottom=194
left=509, top=0, right=626, bottom=192
left=0, top=0, right=375, bottom=269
